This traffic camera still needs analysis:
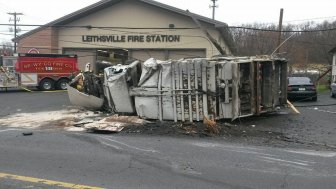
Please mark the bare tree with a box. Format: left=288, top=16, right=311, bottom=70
left=230, top=21, right=336, bottom=66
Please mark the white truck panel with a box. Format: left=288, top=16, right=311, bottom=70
left=20, top=73, right=38, bottom=86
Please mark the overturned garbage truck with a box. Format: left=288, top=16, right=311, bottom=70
left=68, top=56, right=288, bottom=121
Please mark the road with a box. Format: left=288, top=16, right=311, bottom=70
left=0, top=88, right=69, bottom=117
left=234, top=92, right=336, bottom=149
left=0, top=89, right=336, bottom=189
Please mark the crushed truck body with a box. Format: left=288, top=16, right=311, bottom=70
left=68, top=56, right=288, bottom=121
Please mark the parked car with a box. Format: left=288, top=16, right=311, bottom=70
left=331, top=82, right=336, bottom=98
left=287, top=77, right=317, bottom=101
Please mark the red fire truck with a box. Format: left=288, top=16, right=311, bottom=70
left=0, top=53, right=79, bottom=90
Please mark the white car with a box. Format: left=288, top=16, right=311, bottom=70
left=331, top=82, right=336, bottom=98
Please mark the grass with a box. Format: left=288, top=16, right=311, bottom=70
left=316, top=84, right=330, bottom=93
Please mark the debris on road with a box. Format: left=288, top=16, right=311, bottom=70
left=22, top=132, right=33, bottom=136
left=73, top=118, right=95, bottom=127
left=203, top=115, right=219, bottom=135
left=287, top=100, right=301, bottom=114
left=0, top=108, right=148, bottom=133
left=83, top=116, right=147, bottom=132
left=0, top=109, right=102, bottom=130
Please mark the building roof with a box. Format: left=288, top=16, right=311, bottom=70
left=15, top=0, right=236, bottom=53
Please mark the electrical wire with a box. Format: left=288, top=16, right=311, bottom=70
left=0, top=32, right=12, bottom=36
left=1, top=23, right=336, bottom=33
left=230, top=32, right=336, bottom=47
left=285, top=16, right=336, bottom=23
left=228, top=25, right=336, bottom=33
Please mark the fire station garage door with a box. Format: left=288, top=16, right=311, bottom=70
left=168, top=49, right=206, bottom=59
left=131, top=49, right=206, bottom=61
left=131, top=50, right=166, bottom=62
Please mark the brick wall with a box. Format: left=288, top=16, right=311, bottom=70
left=17, top=27, right=58, bottom=54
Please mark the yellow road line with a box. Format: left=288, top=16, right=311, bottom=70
left=20, top=86, right=33, bottom=92
left=42, top=90, right=67, bottom=93
left=18, top=87, right=67, bottom=93
left=0, top=172, right=103, bottom=189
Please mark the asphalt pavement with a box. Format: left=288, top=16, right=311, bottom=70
left=0, top=88, right=70, bottom=117
left=1, top=89, right=336, bottom=189
left=0, top=129, right=336, bottom=189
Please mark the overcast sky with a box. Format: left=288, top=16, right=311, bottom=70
left=1, top=0, right=336, bottom=42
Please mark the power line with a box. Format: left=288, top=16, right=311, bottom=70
left=229, top=25, right=336, bottom=33
left=0, top=23, right=200, bottom=30
left=233, top=32, right=335, bottom=47
left=285, top=16, right=336, bottom=23
left=0, top=32, right=13, bottom=36
left=241, top=16, right=336, bottom=25
left=0, top=22, right=335, bottom=33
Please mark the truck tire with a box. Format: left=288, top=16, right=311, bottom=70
left=57, top=78, right=69, bottom=90
left=39, top=78, right=54, bottom=91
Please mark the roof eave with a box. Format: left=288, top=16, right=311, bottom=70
left=217, top=26, right=237, bottom=55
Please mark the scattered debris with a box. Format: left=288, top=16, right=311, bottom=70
left=182, top=126, right=197, bottom=135
left=224, top=122, right=236, bottom=127
left=287, top=100, right=301, bottom=114
left=84, top=120, right=124, bottom=132
left=73, top=119, right=95, bottom=127
left=0, top=109, right=101, bottom=129
left=65, top=127, right=86, bottom=132
left=2, top=106, right=335, bottom=151
left=203, top=115, right=219, bottom=135
left=83, top=115, right=147, bottom=132
left=22, top=132, right=33, bottom=136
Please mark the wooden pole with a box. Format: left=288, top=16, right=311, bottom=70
left=276, top=8, right=284, bottom=54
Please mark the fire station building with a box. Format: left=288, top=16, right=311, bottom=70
left=14, top=0, right=235, bottom=70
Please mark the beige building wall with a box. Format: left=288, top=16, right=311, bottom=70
left=57, top=0, right=229, bottom=58
left=63, top=49, right=96, bottom=71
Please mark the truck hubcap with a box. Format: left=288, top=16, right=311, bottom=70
left=43, top=82, right=51, bottom=90
left=60, top=82, right=67, bottom=90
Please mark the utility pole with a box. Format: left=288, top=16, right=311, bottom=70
left=8, top=12, right=23, bottom=53
left=210, top=0, right=218, bottom=20
left=276, top=8, right=284, bottom=54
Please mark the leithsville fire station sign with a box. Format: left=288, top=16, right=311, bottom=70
left=82, top=34, right=181, bottom=43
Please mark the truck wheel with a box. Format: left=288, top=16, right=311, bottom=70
left=57, top=78, right=69, bottom=90
left=39, top=79, right=54, bottom=91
